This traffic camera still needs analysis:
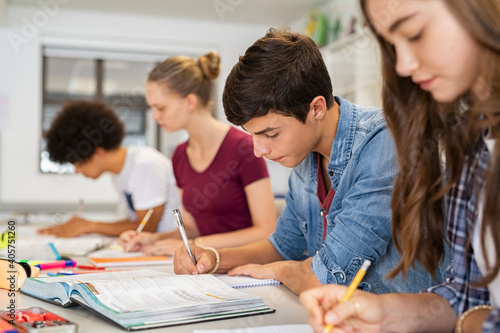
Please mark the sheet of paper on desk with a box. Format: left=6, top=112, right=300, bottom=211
left=87, top=242, right=144, bottom=258
left=9, top=224, right=114, bottom=257
left=52, top=237, right=113, bottom=257
left=193, top=324, right=313, bottom=333
left=14, top=235, right=113, bottom=258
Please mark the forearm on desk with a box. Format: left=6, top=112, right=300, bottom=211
left=218, top=239, right=283, bottom=272
left=277, top=258, right=322, bottom=295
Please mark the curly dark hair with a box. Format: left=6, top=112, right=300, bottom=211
left=44, top=100, right=125, bottom=164
left=223, top=28, right=334, bottom=126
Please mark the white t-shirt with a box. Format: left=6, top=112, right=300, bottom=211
left=112, top=146, right=180, bottom=232
left=472, top=134, right=499, bottom=306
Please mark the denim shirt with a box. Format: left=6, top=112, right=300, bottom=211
left=269, top=97, right=448, bottom=294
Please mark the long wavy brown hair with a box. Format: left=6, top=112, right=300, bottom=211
left=360, top=0, right=500, bottom=284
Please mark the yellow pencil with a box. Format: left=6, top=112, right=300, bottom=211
left=77, top=197, right=84, bottom=216
left=323, top=259, right=371, bottom=333
left=136, top=208, right=154, bottom=233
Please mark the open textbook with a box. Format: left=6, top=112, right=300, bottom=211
left=20, top=269, right=274, bottom=331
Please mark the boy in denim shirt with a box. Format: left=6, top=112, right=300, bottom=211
left=173, top=29, right=448, bottom=295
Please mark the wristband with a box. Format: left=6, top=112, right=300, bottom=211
left=455, top=304, right=494, bottom=333
left=203, top=247, right=220, bottom=274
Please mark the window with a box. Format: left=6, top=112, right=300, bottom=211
left=40, top=48, right=160, bottom=173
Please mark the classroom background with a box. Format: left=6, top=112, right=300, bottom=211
left=0, top=0, right=381, bottom=223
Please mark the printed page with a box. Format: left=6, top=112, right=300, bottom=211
left=75, top=272, right=263, bottom=314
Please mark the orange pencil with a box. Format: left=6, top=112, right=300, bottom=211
left=323, top=260, right=371, bottom=333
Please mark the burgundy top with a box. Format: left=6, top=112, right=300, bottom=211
left=172, top=127, right=269, bottom=236
left=316, top=153, right=335, bottom=241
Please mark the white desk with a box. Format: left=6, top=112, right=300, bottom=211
left=1, top=223, right=309, bottom=331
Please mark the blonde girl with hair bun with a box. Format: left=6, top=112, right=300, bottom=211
left=118, top=51, right=277, bottom=255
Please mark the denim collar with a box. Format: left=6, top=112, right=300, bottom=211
left=309, top=96, right=357, bottom=183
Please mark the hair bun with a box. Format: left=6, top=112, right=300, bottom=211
left=198, top=51, right=221, bottom=80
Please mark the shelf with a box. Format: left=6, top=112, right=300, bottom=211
left=320, top=30, right=373, bottom=54
left=321, top=29, right=382, bottom=108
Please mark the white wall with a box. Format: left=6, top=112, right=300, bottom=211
left=0, top=3, right=286, bottom=210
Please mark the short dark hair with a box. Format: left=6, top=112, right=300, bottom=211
left=223, top=28, right=334, bottom=126
left=44, top=100, right=125, bottom=164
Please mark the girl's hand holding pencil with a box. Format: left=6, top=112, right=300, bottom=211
left=300, top=260, right=386, bottom=333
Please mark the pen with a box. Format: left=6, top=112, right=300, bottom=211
left=77, top=265, right=105, bottom=270
left=173, top=209, right=196, bottom=265
left=35, top=260, right=77, bottom=270
left=323, top=259, right=371, bottom=333
left=136, top=208, right=154, bottom=233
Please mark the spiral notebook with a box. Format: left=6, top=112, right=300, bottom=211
left=216, top=275, right=281, bottom=288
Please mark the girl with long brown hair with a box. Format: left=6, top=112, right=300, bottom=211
left=300, top=1, right=500, bottom=332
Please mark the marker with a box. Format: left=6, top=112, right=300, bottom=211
left=323, top=260, right=371, bottom=333
left=136, top=208, right=154, bottom=234
left=48, top=242, right=61, bottom=260
left=19, top=260, right=43, bottom=265
left=35, top=260, right=77, bottom=270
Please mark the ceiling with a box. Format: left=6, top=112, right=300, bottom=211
left=8, top=0, right=327, bottom=26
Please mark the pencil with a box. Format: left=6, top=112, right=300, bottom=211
left=136, top=208, right=154, bottom=233
left=77, top=197, right=84, bottom=216
left=323, top=259, right=371, bottom=333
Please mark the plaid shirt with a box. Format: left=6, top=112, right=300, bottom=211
left=427, top=137, right=499, bottom=332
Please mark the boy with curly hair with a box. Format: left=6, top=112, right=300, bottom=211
left=39, top=100, right=180, bottom=237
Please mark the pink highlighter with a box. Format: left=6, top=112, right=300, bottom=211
left=35, top=260, right=76, bottom=270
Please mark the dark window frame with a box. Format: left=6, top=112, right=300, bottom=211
left=40, top=53, right=156, bottom=174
